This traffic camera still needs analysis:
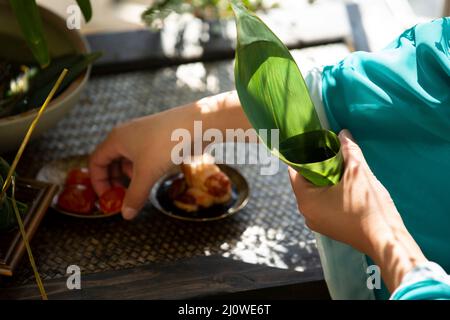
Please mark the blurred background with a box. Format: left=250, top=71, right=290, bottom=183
left=37, top=0, right=449, bottom=51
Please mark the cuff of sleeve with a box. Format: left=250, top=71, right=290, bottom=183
left=390, top=261, right=450, bottom=300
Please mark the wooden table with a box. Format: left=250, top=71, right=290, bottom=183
left=2, top=256, right=329, bottom=299
left=0, top=3, right=364, bottom=300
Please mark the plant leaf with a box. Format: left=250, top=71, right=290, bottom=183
left=0, top=157, right=16, bottom=183
left=9, top=0, right=50, bottom=68
left=0, top=178, right=15, bottom=231
left=0, top=158, right=27, bottom=232
left=232, top=1, right=343, bottom=186
left=10, top=52, right=102, bottom=116
left=75, top=0, right=93, bottom=22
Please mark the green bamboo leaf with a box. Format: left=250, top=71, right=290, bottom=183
left=0, top=157, right=18, bottom=196
left=9, top=0, right=50, bottom=68
left=0, top=176, right=15, bottom=231
left=232, top=2, right=343, bottom=186
left=76, top=0, right=92, bottom=22
left=12, top=52, right=102, bottom=116
left=0, top=158, right=27, bottom=231
left=0, top=157, right=13, bottom=180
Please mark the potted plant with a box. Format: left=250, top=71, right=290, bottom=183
left=0, top=0, right=99, bottom=153
left=142, top=0, right=277, bottom=39
left=142, top=0, right=274, bottom=27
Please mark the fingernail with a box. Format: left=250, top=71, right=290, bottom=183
left=339, top=129, right=354, bottom=141
left=122, top=207, right=137, bottom=220
left=287, top=166, right=296, bottom=177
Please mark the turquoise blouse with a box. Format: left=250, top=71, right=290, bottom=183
left=321, top=18, right=450, bottom=299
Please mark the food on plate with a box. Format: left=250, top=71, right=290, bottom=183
left=57, top=184, right=96, bottom=215
left=174, top=187, right=215, bottom=212
left=99, top=186, right=126, bottom=214
left=65, top=168, right=91, bottom=187
left=169, top=154, right=232, bottom=212
left=56, top=167, right=125, bottom=216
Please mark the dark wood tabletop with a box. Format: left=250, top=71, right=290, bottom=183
left=1, top=256, right=329, bottom=300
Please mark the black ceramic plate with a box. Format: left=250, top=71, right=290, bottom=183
left=150, top=165, right=249, bottom=222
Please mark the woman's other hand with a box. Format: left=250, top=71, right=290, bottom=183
left=289, top=129, right=427, bottom=292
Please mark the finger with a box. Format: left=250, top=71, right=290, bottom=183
left=121, top=164, right=158, bottom=220
left=121, top=159, right=133, bottom=179
left=288, top=167, right=313, bottom=200
left=339, top=128, right=355, bottom=142
left=109, top=160, right=128, bottom=188
left=109, top=160, right=123, bottom=180
left=338, top=129, right=366, bottom=170
left=89, top=133, right=123, bottom=196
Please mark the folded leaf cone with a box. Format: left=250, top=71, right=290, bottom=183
left=232, top=2, right=343, bottom=186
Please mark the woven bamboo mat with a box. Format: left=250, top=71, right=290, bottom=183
left=3, top=45, right=349, bottom=286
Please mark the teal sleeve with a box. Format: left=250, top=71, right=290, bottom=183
left=392, top=280, right=450, bottom=300
left=321, top=18, right=450, bottom=299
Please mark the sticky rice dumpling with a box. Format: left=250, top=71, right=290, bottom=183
left=169, top=154, right=232, bottom=212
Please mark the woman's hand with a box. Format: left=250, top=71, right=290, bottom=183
left=89, top=91, right=249, bottom=220
left=289, top=129, right=427, bottom=292
left=89, top=110, right=180, bottom=220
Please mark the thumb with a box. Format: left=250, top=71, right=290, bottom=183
left=288, top=166, right=314, bottom=201
left=121, top=165, right=156, bottom=220
left=338, top=129, right=366, bottom=170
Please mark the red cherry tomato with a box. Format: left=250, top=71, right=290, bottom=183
left=66, top=168, right=91, bottom=187
left=57, top=185, right=96, bottom=214
left=99, top=186, right=126, bottom=214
